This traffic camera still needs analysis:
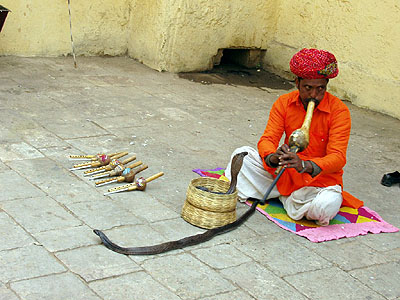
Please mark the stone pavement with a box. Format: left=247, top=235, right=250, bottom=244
left=0, top=56, right=399, bottom=300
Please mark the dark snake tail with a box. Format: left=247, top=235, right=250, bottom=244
left=93, top=200, right=259, bottom=255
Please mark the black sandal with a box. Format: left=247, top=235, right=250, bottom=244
left=381, top=171, right=400, bottom=187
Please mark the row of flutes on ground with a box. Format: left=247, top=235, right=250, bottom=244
left=68, top=152, right=164, bottom=195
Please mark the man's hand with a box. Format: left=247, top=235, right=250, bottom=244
left=270, top=144, right=303, bottom=172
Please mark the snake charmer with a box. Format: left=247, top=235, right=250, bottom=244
left=225, top=48, right=355, bottom=226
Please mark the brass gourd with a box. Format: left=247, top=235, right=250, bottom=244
left=275, top=99, right=316, bottom=174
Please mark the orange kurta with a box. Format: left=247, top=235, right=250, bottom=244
left=258, top=90, right=351, bottom=197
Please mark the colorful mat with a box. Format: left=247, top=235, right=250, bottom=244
left=193, top=168, right=399, bottom=242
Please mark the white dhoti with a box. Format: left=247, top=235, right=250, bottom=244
left=225, top=146, right=342, bottom=226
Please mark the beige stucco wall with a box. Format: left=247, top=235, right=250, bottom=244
left=1, top=0, right=278, bottom=70
left=263, top=0, right=400, bottom=120
left=127, top=0, right=165, bottom=71
left=0, top=0, right=129, bottom=56
left=157, top=0, right=278, bottom=72
left=128, top=0, right=278, bottom=72
left=0, top=0, right=399, bottom=119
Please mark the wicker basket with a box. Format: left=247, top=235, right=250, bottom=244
left=181, top=177, right=237, bottom=229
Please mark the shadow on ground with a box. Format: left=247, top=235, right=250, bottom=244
left=179, top=64, right=295, bottom=90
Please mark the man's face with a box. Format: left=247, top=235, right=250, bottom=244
left=296, top=78, right=328, bottom=106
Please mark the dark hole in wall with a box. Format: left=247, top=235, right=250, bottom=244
left=218, top=48, right=265, bottom=68
left=0, top=5, right=10, bottom=32
left=179, top=48, right=294, bottom=90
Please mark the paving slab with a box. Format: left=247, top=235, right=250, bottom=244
left=52, top=188, right=107, bottom=205
left=0, top=212, right=34, bottom=251
left=142, top=253, right=235, bottom=300
left=191, top=243, right=253, bottom=269
left=0, top=161, right=10, bottom=172
left=1, top=196, right=82, bottom=234
left=0, top=142, right=44, bottom=162
left=219, top=261, right=307, bottom=300
left=34, top=145, right=82, bottom=169
left=65, top=135, right=131, bottom=156
left=65, top=197, right=145, bottom=229
left=41, top=119, right=110, bottom=140
left=18, top=127, right=70, bottom=149
left=231, top=233, right=331, bottom=277
left=0, top=284, right=19, bottom=300
left=0, top=245, right=66, bottom=283
left=89, top=271, right=181, bottom=300
left=298, top=238, right=389, bottom=271
left=359, top=232, right=400, bottom=252
left=33, top=225, right=98, bottom=252
left=142, top=215, right=207, bottom=241
left=284, top=266, right=386, bottom=300
left=114, top=192, right=181, bottom=223
left=198, top=289, right=256, bottom=300
left=385, top=248, right=400, bottom=263
left=55, top=245, right=141, bottom=282
left=6, top=157, right=90, bottom=197
left=0, top=169, right=45, bottom=201
left=349, top=262, right=400, bottom=300
left=0, top=108, right=40, bottom=131
left=0, top=128, right=22, bottom=144
left=10, top=272, right=102, bottom=300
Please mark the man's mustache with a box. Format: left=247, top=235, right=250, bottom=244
left=305, top=98, right=320, bottom=106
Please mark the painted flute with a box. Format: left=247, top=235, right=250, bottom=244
left=68, top=151, right=121, bottom=161
left=69, top=152, right=128, bottom=171
left=90, top=160, right=143, bottom=181
left=83, top=155, right=137, bottom=176
left=95, top=164, right=148, bottom=186
left=104, top=172, right=164, bottom=195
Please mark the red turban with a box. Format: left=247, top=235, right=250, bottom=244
left=290, top=48, right=338, bottom=79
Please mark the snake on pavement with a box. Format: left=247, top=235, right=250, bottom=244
left=93, top=152, right=253, bottom=255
